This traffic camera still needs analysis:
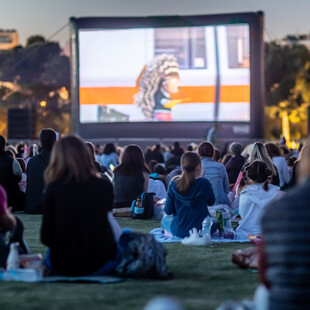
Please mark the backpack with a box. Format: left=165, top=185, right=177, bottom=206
left=115, top=231, right=172, bottom=279
left=131, top=192, right=155, bottom=219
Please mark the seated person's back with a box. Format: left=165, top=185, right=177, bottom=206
left=41, top=136, right=117, bottom=277
left=162, top=152, right=215, bottom=238
left=42, top=177, right=117, bottom=276
left=198, top=142, right=230, bottom=205
left=236, top=161, right=284, bottom=238
left=26, top=128, right=56, bottom=214
left=113, top=145, right=150, bottom=211
left=225, top=142, right=245, bottom=184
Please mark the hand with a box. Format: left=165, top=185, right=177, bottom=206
left=164, top=100, right=178, bottom=109
left=163, top=98, right=190, bottom=109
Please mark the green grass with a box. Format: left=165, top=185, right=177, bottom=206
left=0, top=214, right=258, bottom=310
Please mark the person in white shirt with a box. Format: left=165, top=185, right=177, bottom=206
left=236, top=160, right=284, bottom=238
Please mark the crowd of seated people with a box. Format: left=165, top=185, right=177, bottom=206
left=0, top=133, right=300, bottom=223
left=2, top=130, right=310, bottom=309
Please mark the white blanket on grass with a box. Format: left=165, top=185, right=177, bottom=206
left=150, top=228, right=250, bottom=243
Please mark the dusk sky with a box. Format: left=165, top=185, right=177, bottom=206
left=1, top=0, right=310, bottom=46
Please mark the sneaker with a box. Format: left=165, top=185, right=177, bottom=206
left=181, top=228, right=212, bottom=246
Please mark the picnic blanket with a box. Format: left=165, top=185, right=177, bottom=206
left=150, top=228, right=250, bottom=243
left=0, top=269, right=125, bottom=284
left=41, top=275, right=125, bottom=284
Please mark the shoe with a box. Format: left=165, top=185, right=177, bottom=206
left=181, top=228, right=212, bottom=246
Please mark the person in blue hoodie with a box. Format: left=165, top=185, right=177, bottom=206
left=161, top=152, right=215, bottom=238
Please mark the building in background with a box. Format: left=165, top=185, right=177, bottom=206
left=0, top=29, right=19, bottom=51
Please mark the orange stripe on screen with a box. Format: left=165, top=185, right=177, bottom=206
left=79, top=85, right=250, bottom=105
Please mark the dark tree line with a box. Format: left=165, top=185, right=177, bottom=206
left=0, top=35, right=71, bottom=136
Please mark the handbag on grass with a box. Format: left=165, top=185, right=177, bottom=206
left=131, top=193, right=155, bottom=219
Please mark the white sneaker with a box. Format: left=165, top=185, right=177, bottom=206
left=181, top=228, right=212, bottom=246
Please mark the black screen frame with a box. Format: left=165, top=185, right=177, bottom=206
left=70, top=12, right=264, bottom=141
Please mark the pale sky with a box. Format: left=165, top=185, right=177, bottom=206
left=1, top=0, right=310, bottom=46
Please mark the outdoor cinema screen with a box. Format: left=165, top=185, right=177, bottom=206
left=78, top=24, right=250, bottom=123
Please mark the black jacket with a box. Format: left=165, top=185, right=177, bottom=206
left=225, top=155, right=245, bottom=184
left=41, top=176, right=117, bottom=276
left=0, top=152, right=24, bottom=211
left=25, top=149, right=51, bottom=214
left=113, top=173, right=144, bottom=208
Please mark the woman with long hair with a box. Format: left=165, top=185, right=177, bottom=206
left=113, top=144, right=150, bottom=216
left=41, top=135, right=119, bottom=277
left=161, top=152, right=215, bottom=238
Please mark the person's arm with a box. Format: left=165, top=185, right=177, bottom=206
left=143, top=171, right=149, bottom=192
left=223, top=165, right=230, bottom=194
left=281, top=158, right=291, bottom=185
left=164, top=185, right=176, bottom=215
left=12, top=159, right=22, bottom=182
left=40, top=185, right=55, bottom=247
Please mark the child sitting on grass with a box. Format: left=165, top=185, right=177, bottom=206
left=161, top=152, right=215, bottom=238
left=235, top=161, right=284, bottom=238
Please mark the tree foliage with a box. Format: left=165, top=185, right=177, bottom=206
left=26, top=35, right=46, bottom=47
left=265, top=42, right=310, bottom=139
left=265, top=42, right=310, bottom=107
left=0, top=35, right=71, bottom=136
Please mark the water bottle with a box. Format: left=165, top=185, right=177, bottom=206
left=134, top=198, right=143, bottom=215
left=6, top=242, right=20, bottom=270
left=135, top=198, right=142, bottom=208
left=222, top=210, right=232, bottom=232
left=201, top=216, right=213, bottom=237
left=222, top=209, right=234, bottom=239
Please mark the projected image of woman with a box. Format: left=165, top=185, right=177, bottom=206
left=134, top=54, right=182, bottom=121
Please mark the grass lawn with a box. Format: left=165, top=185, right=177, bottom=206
left=0, top=214, right=258, bottom=310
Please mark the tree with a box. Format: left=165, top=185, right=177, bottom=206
left=0, top=36, right=71, bottom=137
left=26, top=35, right=45, bottom=47
left=265, top=42, right=310, bottom=140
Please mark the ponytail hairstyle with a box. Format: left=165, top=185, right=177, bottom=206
left=176, top=152, right=201, bottom=194
left=244, top=160, right=272, bottom=191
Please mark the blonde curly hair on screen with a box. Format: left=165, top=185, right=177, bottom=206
left=134, top=54, right=179, bottom=119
